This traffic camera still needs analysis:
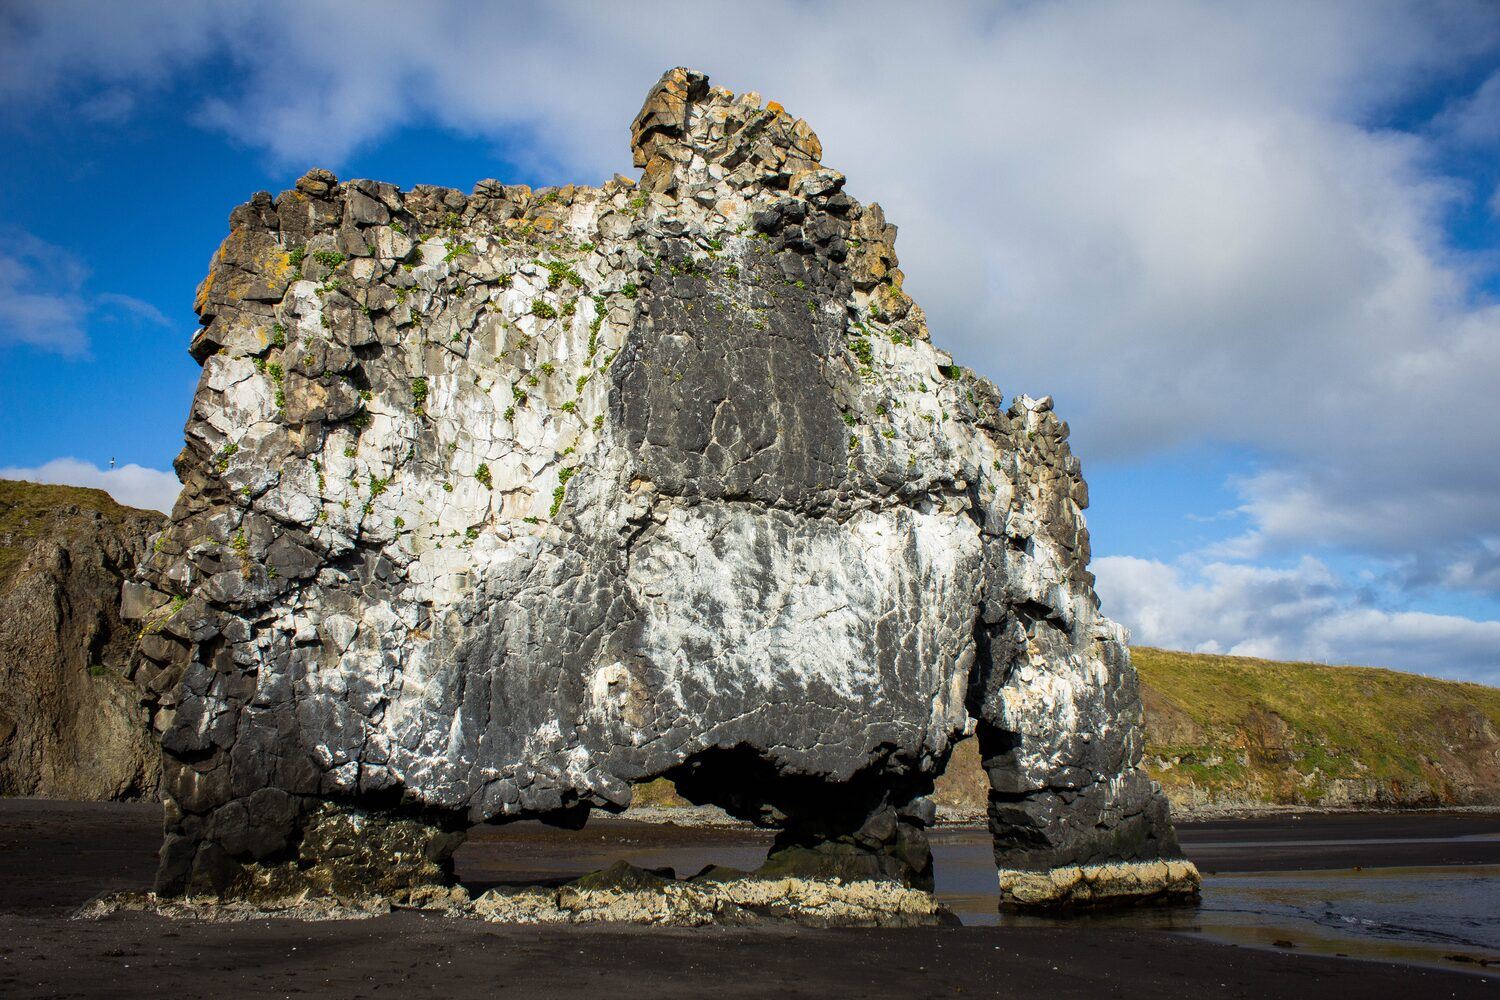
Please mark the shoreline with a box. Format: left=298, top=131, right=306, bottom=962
left=627, top=797, right=1500, bottom=827
left=623, top=801, right=1500, bottom=829
left=1, top=799, right=1497, bottom=998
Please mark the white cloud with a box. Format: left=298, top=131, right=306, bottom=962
left=1096, top=553, right=1500, bottom=685
left=0, top=231, right=91, bottom=353
left=0, top=230, right=173, bottom=355
left=0, top=458, right=180, bottom=513
left=0, top=2, right=233, bottom=107
left=1439, top=538, right=1500, bottom=594
left=94, top=291, right=170, bottom=327
left=1437, top=65, right=1500, bottom=147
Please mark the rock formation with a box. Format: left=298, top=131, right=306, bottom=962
left=0, top=480, right=164, bottom=799
left=133, top=67, right=1198, bottom=913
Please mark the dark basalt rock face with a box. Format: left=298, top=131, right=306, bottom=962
left=135, top=68, right=1198, bottom=912
left=0, top=480, right=165, bottom=800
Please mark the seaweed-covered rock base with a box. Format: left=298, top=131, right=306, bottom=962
left=81, top=865, right=950, bottom=928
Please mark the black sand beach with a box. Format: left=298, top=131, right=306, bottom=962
left=0, top=800, right=1495, bottom=999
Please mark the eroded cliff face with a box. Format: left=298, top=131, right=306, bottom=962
left=0, top=481, right=164, bottom=800
left=134, top=68, right=1196, bottom=913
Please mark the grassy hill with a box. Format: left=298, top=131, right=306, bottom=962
left=1134, top=646, right=1500, bottom=811
left=930, top=648, right=1500, bottom=817
left=0, top=479, right=166, bottom=799
left=0, top=480, right=160, bottom=587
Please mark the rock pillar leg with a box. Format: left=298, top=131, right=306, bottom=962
left=968, top=395, right=1199, bottom=911
left=221, top=802, right=467, bottom=903
left=972, top=618, right=1200, bottom=911
left=156, top=742, right=466, bottom=902
left=161, top=798, right=467, bottom=903
left=666, top=749, right=939, bottom=891
left=756, top=801, right=935, bottom=891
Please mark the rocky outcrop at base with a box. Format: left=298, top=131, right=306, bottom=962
left=132, top=66, right=1195, bottom=915
left=80, top=864, right=949, bottom=928
left=0, top=481, right=165, bottom=800
left=997, top=859, right=1201, bottom=911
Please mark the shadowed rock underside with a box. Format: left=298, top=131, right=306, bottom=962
left=133, top=67, right=1198, bottom=917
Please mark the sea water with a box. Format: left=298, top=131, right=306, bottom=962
left=929, top=829, right=1500, bottom=972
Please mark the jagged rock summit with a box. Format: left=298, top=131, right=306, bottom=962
left=133, top=67, right=1198, bottom=915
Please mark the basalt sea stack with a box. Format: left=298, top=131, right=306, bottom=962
left=132, top=68, right=1199, bottom=914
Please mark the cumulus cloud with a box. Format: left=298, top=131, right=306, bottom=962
left=0, top=2, right=233, bottom=108
left=0, top=458, right=181, bottom=513
left=1438, top=539, right=1500, bottom=594
left=0, top=230, right=172, bottom=354
left=1096, top=554, right=1500, bottom=685
left=0, top=231, right=91, bottom=353
left=1438, top=65, right=1500, bottom=148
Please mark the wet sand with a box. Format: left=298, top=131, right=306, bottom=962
left=1178, top=811, right=1500, bottom=872
left=1, top=799, right=1496, bottom=999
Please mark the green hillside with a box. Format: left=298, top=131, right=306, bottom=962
left=0, top=480, right=158, bottom=587
left=1135, top=647, right=1500, bottom=810
left=929, top=648, right=1500, bottom=817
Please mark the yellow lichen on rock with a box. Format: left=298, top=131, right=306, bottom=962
left=79, top=876, right=950, bottom=929
left=193, top=247, right=223, bottom=314
left=997, top=859, right=1201, bottom=911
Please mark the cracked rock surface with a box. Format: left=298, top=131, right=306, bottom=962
left=136, top=67, right=1197, bottom=912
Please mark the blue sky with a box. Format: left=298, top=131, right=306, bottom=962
left=2, top=0, right=1499, bottom=683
